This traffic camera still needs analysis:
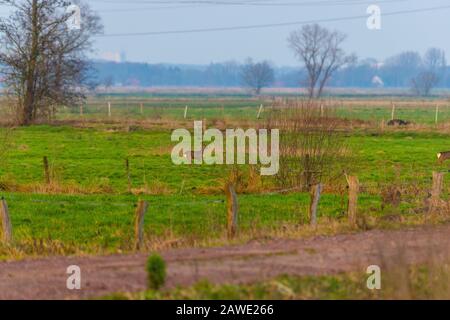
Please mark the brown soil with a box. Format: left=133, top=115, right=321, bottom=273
left=1, top=224, right=449, bottom=300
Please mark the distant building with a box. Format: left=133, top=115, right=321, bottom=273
left=99, top=51, right=127, bottom=63
left=372, top=75, right=384, bottom=87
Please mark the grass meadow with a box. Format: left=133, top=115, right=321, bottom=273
left=1, top=96, right=450, bottom=260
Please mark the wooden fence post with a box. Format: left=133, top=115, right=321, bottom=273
left=428, top=171, right=444, bottom=214
left=43, top=156, right=50, bottom=184
left=79, top=104, right=83, bottom=116
left=125, top=158, right=132, bottom=193
left=435, top=104, right=439, bottom=125
left=309, top=184, right=323, bottom=226
left=134, top=200, right=149, bottom=250
left=0, top=198, right=12, bottom=244
left=108, top=102, right=112, bottom=117
left=346, top=176, right=360, bottom=227
left=225, top=183, right=239, bottom=239
left=391, top=101, right=396, bottom=120
left=140, top=103, right=144, bottom=115
left=257, top=104, right=264, bottom=119
left=184, top=105, right=188, bottom=119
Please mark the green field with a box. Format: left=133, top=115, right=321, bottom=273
left=1, top=97, right=450, bottom=260
left=2, top=125, right=450, bottom=189
left=62, top=100, right=450, bottom=124
left=2, top=96, right=449, bottom=125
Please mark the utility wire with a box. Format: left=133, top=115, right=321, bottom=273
left=96, top=4, right=450, bottom=37
left=96, top=0, right=409, bottom=13
left=91, top=0, right=401, bottom=5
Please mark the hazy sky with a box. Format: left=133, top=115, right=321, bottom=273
left=2, top=0, right=450, bottom=66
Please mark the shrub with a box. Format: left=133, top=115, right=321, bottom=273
left=146, top=254, right=167, bottom=290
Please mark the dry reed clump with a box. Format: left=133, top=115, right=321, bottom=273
left=375, top=237, right=450, bottom=299
left=225, top=165, right=264, bottom=194
left=0, top=238, right=90, bottom=261
left=0, top=172, right=177, bottom=195
left=28, top=181, right=114, bottom=194
left=0, top=174, right=21, bottom=192
left=0, top=174, right=115, bottom=194
left=132, top=180, right=174, bottom=196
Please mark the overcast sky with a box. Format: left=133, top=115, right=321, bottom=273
left=2, top=0, right=450, bottom=66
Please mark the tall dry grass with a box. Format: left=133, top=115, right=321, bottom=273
left=266, top=99, right=352, bottom=191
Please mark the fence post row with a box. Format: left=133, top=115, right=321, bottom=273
left=0, top=198, right=12, bottom=244
left=225, top=183, right=239, bottom=239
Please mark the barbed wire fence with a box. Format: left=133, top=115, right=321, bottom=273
left=1, top=168, right=449, bottom=250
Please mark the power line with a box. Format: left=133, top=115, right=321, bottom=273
left=91, top=0, right=278, bottom=4
left=89, top=0, right=272, bottom=6
left=96, top=4, right=450, bottom=37
left=92, top=0, right=396, bottom=4
left=96, top=0, right=408, bottom=13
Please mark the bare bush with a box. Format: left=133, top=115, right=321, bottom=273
left=411, top=48, right=446, bottom=97
left=411, top=71, right=439, bottom=97
left=266, top=100, right=349, bottom=190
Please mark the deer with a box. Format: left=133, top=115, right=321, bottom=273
left=183, top=148, right=205, bottom=164
left=387, top=119, right=411, bottom=126
left=437, top=151, right=450, bottom=164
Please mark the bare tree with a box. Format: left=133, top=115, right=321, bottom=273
left=0, top=0, right=102, bottom=125
left=411, top=48, right=446, bottom=96
left=411, top=71, right=439, bottom=96
left=423, top=48, right=446, bottom=72
left=266, top=100, right=349, bottom=191
left=384, top=51, right=422, bottom=87
left=102, top=75, right=115, bottom=93
left=288, top=24, right=354, bottom=99
left=241, top=58, right=274, bottom=95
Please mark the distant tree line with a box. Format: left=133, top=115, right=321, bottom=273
left=93, top=50, right=450, bottom=93
left=91, top=24, right=449, bottom=97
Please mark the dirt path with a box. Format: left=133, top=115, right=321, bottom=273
left=1, top=225, right=449, bottom=300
